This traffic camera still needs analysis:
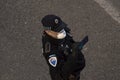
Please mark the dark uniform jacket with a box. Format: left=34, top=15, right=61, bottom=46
left=42, top=28, right=85, bottom=80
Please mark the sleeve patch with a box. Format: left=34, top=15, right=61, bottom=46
left=48, top=56, right=57, bottom=67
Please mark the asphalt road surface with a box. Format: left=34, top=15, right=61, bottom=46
left=0, top=0, right=120, bottom=80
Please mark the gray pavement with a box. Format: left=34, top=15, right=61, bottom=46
left=0, top=0, right=120, bottom=80
left=107, top=0, right=120, bottom=11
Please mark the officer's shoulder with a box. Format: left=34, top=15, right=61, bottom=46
left=42, top=31, right=45, bottom=36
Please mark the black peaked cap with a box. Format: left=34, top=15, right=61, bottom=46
left=41, top=15, right=67, bottom=32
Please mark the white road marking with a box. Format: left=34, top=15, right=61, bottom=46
left=94, top=0, right=120, bottom=24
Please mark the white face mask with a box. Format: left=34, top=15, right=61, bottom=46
left=57, top=29, right=66, bottom=39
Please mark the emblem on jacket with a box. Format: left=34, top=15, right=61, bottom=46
left=48, top=55, right=57, bottom=67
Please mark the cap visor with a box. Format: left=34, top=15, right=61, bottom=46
left=55, top=21, right=67, bottom=32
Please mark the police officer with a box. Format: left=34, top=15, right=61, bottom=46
left=41, top=14, right=86, bottom=80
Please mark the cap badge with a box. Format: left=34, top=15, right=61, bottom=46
left=55, top=19, right=59, bottom=24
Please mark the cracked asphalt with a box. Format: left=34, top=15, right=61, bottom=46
left=0, top=0, right=120, bottom=80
